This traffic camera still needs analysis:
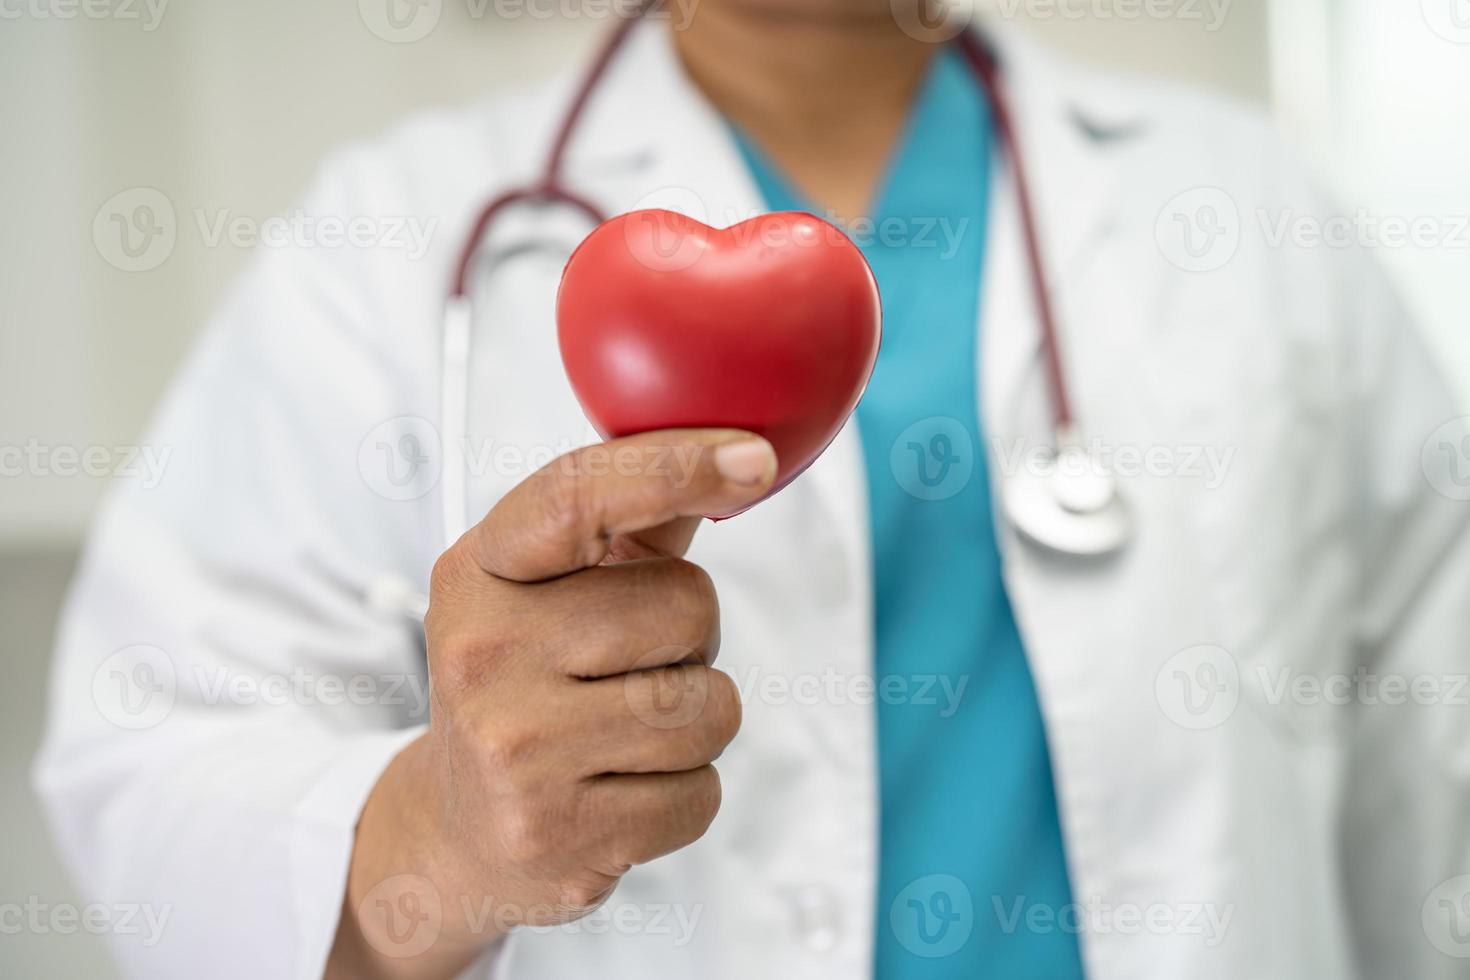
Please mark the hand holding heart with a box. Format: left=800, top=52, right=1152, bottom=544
left=332, top=430, right=778, bottom=980
left=330, top=210, right=876, bottom=979
left=557, top=208, right=882, bottom=515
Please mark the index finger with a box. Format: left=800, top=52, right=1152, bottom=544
left=464, top=429, right=777, bottom=583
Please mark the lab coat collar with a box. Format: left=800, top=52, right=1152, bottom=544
left=560, top=17, right=760, bottom=220
left=966, top=19, right=1152, bottom=462
left=979, top=18, right=1149, bottom=277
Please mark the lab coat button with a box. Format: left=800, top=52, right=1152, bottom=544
left=792, top=885, right=841, bottom=952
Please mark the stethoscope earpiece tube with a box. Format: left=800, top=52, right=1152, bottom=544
left=957, top=32, right=1129, bottom=556
left=440, top=295, right=473, bottom=547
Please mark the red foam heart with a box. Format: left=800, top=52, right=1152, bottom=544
left=556, top=209, right=882, bottom=517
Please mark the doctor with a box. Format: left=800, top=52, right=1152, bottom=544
left=34, top=1, right=1470, bottom=979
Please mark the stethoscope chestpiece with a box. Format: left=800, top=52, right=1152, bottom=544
left=1001, top=432, right=1131, bottom=558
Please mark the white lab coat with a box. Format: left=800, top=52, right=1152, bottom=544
left=34, top=18, right=1470, bottom=980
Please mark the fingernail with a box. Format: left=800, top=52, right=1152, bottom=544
left=714, top=437, right=776, bottom=486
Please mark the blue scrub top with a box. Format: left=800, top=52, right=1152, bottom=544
left=731, top=50, right=1086, bottom=979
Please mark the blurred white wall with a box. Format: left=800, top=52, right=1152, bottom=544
left=0, top=4, right=605, bottom=548
left=24, top=0, right=1454, bottom=552
left=1270, top=0, right=1470, bottom=408
left=983, top=0, right=1270, bottom=100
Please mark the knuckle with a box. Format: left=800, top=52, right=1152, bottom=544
left=660, top=559, right=720, bottom=639
left=556, top=876, right=617, bottom=915
left=430, top=623, right=474, bottom=665
left=683, top=669, right=739, bottom=760
left=472, top=718, right=539, bottom=775
left=426, top=551, right=515, bottom=684
left=425, top=553, right=470, bottom=637
left=703, top=669, right=743, bottom=743
left=484, top=729, right=537, bottom=775
left=666, top=558, right=717, bottom=608
left=537, top=464, right=604, bottom=568
left=686, top=766, right=723, bottom=832
left=499, top=803, right=553, bottom=865
left=428, top=548, right=463, bottom=599
left=671, top=556, right=715, bottom=594
left=430, top=626, right=511, bottom=691
left=427, top=627, right=474, bottom=686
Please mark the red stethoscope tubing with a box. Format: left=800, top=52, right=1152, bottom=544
left=449, top=10, right=1076, bottom=435
left=952, top=32, right=1075, bottom=433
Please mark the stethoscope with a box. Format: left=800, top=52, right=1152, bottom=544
left=438, top=4, right=1131, bottom=563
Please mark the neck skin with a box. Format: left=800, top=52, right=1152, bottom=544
left=670, top=4, right=937, bottom=222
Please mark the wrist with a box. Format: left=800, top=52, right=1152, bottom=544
left=328, top=735, right=498, bottom=980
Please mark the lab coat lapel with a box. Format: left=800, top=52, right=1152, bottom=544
left=975, top=21, right=1141, bottom=454
left=973, top=24, right=1226, bottom=980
